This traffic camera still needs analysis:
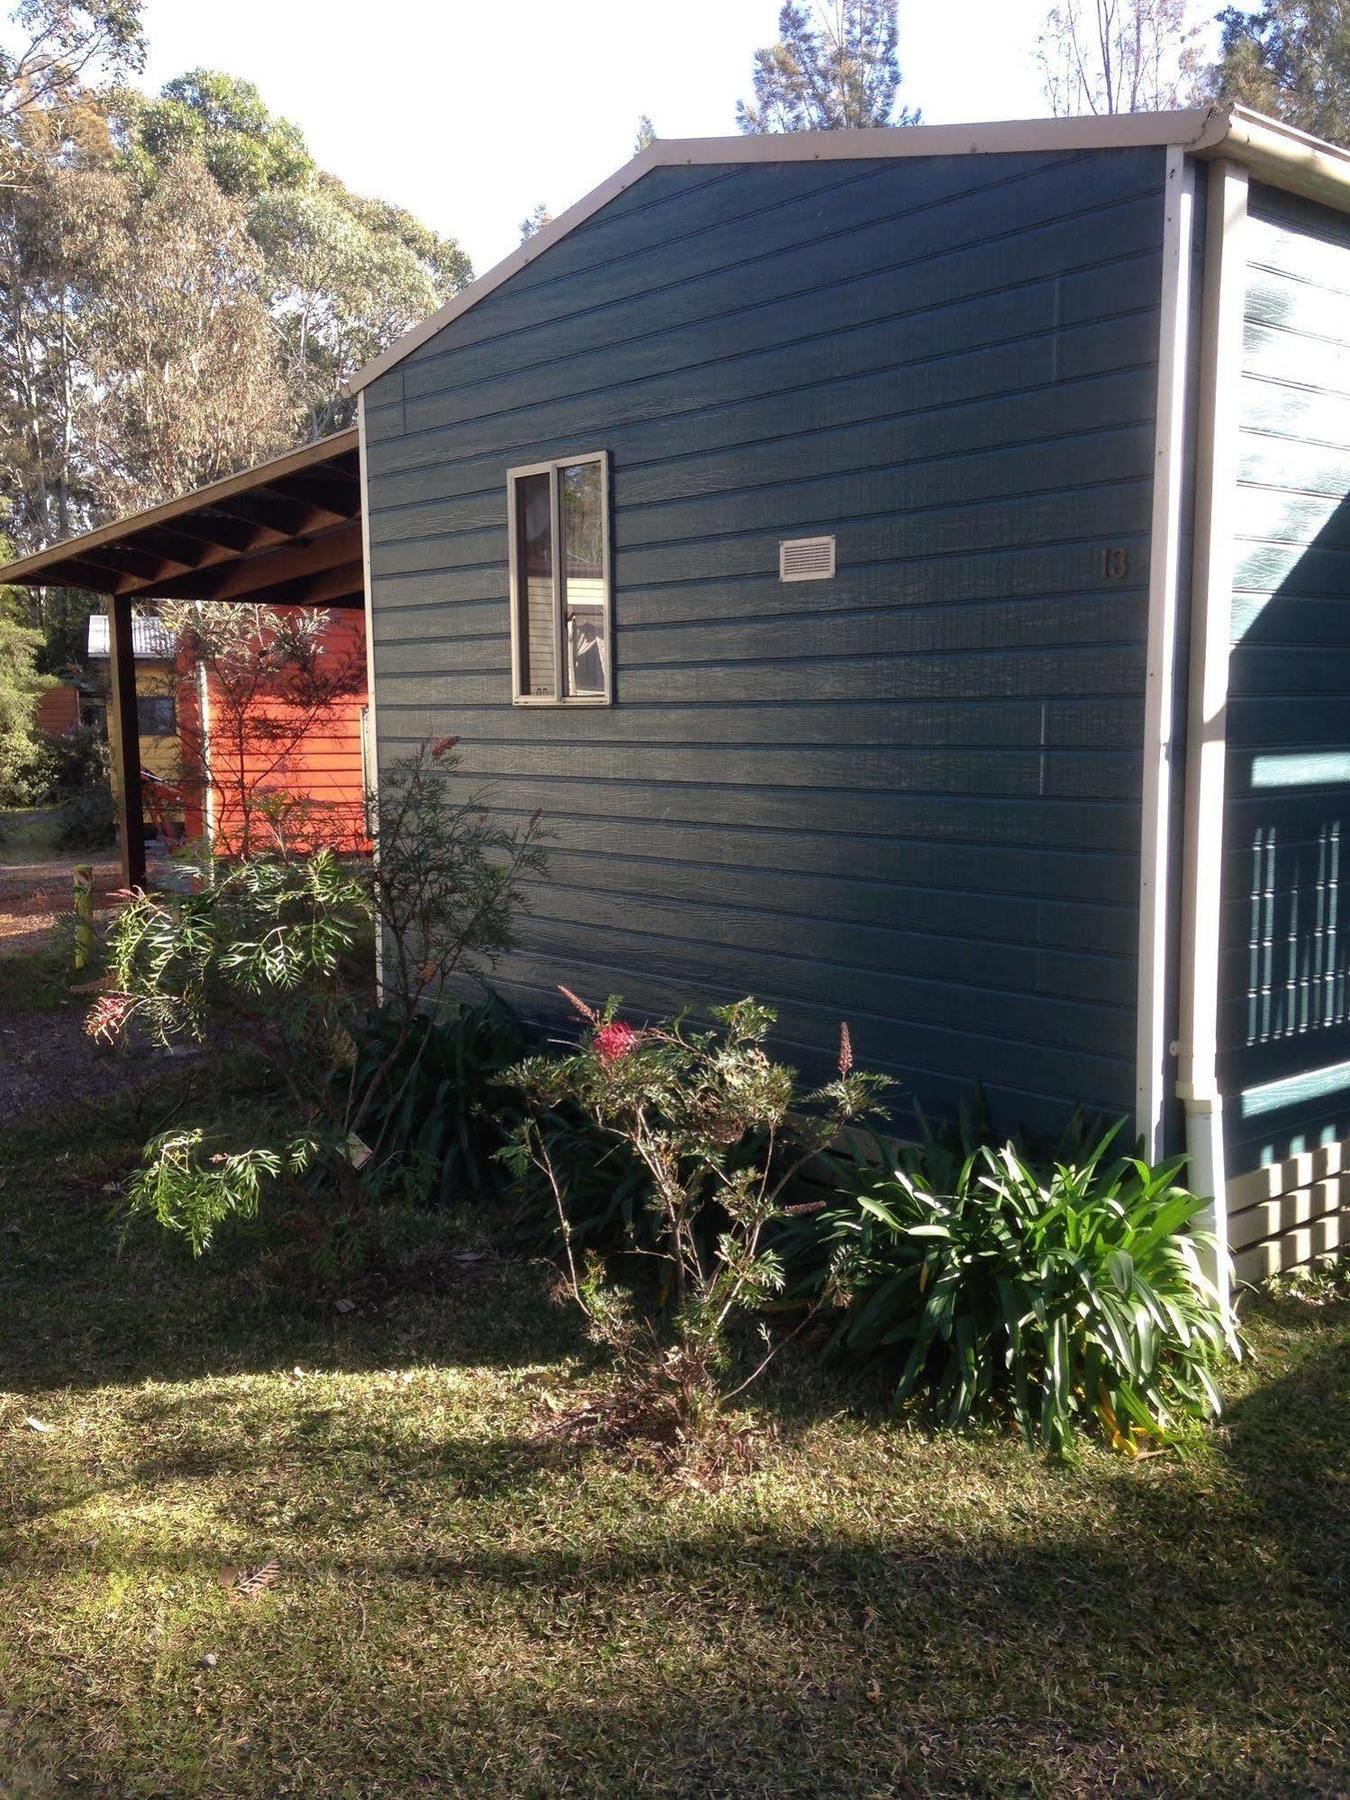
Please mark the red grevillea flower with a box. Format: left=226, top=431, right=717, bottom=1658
left=593, top=1020, right=641, bottom=1065
left=428, top=735, right=460, bottom=762
left=86, top=992, right=133, bottom=1043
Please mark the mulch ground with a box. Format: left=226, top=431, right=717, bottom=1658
left=1, top=1006, right=196, bottom=1123
left=0, top=853, right=188, bottom=1123
left=0, top=854, right=123, bottom=957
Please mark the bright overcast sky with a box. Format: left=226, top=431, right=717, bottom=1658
left=140, top=0, right=1218, bottom=277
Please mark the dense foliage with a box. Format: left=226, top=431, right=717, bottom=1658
left=347, top=999, right=525, bottom=1207
left=502, top=993, right=888, bottom=1422
left=49, top=722, right=115, bottom=845
left=0, top=2, right=471, bottom=668
left=0, top=600, right=54, bottom=804
left=806, top=1124, right=1238, bottom=1454
left=1204, top=0, right=1350, bottom=145
left=737, top=1, right=917, bottom=131
left=99, top=742, right=546, bottom=1259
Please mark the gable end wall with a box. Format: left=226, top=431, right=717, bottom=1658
left=363, top=147, right=1170, bottom=1137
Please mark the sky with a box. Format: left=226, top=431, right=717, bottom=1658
left=133, top=0, right=1165, bottom=277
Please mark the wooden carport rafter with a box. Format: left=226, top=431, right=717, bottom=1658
left=0, top=428, right=365, bottom=888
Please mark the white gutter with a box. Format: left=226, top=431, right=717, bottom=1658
left=1215, top=104, right=1350, bottom=211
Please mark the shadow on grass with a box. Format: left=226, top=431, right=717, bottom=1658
left=5, top=1066, right=1348, bottom=1797
left=6, top=1368, right=1349, bottom=1797
left=3, top=1064, right=599, bottom=1395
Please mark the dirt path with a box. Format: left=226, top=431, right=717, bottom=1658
left=0, top=854, right=188, bottom=1123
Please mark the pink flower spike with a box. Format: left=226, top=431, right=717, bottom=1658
left=594, top=1020, right=641, bottom=1065
left=428, top=735, right=460, bottom=761
left=838, top=1021, right=854, bottom=1077
left=86, top=993, right=133, bottom=1044
left=557, top=984, right=599, bottom=1024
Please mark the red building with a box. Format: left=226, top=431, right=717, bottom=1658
left=176, top=605, right=370, bottom=856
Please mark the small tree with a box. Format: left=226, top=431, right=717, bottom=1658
left=518, top=202, right=552, bottom=243
left=97, top=738, right=548, bottom=1259
left=502, top=992, right=888, bottom=1425
left=160, top=599, right=366, bottom=859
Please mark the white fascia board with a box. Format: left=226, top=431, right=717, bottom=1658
left=348, top=104, right=1350, bottom=399
left=346, top=108, right=1228, bottom=397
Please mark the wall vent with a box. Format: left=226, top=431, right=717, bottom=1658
left=779, top=535, right=836, bottom=582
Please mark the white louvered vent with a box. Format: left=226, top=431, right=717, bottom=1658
left=779, top=535, right=836, bottom=582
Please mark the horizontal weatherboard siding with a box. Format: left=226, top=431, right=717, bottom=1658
left=1219, top=185, right=1350, bottom=1275
left=365, top=147, right=1168, bottom=1134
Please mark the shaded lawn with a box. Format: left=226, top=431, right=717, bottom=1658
left=0, top=1075, right=1346, bottom=1799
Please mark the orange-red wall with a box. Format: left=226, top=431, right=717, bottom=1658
left=180, top=608, right=368, bottom=854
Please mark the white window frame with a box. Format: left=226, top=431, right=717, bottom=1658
left=507, top=449, right=613, bottom=706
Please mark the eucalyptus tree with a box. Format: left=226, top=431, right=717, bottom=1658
left=1203, top=0, right=1350, bottom=145
left=736, top=0, right=918, bottom=132
left=1035, top=0, right=1202, bottom=115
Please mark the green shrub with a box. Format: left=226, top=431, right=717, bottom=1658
left=57, top=776, right=116, bottom=849
left=348, top=999, right=525, bottom=1205
left=808, top=1124, right=1238, bottom=1455
left=0, top=607, right=56, bottom=807
left=506, top=1098, right=652, bottom=1255
left=47, top=723, right=108, bottom=795
left=95, top=741, right=547, bottom=1265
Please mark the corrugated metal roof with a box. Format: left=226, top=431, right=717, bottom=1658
left=86, top=612, right=176, bottom=660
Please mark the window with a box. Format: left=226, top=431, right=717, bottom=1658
left=508, top=451, right=611, bottom=704
left=139, top=694, right=176, bottom=736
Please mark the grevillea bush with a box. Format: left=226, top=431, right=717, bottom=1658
left=802, top=1123, right=1239, bottom=1456
left=500, top=990, right=888, bottom=1425
left=95, top=740, right=547, bottom=1265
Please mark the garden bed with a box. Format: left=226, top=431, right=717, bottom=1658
left=0, top=1055, right=1346, bottom=1797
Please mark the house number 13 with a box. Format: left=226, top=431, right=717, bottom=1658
left=1100, top=547, right=1130, bottom=580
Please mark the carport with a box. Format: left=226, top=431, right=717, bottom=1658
left=0, top=429, right=365, bottom=886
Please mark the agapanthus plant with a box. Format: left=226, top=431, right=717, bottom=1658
left=501, top=990, right=888, bottom=1424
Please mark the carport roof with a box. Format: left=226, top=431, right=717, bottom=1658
left=0, top=428, right=363, bottom=609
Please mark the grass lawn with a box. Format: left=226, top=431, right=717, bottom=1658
left=1, top=1033, right=1346, bottom=1795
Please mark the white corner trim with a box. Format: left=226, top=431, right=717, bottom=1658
left=357, top=392, right=384, bottom=1001
left=1176, top=157, right=1249, bottom=1301
left=1135, top=147, right=1198, bottom=1161
left=347, top=109, right=1234, bottom=398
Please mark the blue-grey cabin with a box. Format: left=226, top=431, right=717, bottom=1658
left=351, top=105, right=1350, bottom=1289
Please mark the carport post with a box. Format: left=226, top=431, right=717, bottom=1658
left=106, top=594, right=146, bottom=890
